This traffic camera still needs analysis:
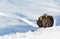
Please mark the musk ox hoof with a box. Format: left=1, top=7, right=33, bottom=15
left=37, top=14, right=54, bottom=28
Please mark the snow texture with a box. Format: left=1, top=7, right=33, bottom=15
left=0, top=26, right=60, bottom=39
left=0, top=0, right=60, bottom=39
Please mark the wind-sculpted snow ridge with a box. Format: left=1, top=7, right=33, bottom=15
left=0, top=0, right=60, bottom=19
left=0, top=26, right=60, bottom=39
left=0, top=12, right=39, bottom=28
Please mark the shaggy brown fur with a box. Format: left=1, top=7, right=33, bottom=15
left=37, top=14, right=54, bottom=28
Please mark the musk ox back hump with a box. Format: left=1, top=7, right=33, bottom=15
left=37, top=14, right=54, bottom=28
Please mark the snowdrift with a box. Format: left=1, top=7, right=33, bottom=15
left=0, top=26, right=60, bottom=39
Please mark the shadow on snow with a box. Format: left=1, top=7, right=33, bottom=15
left=0, top=25, right=38, bottom=36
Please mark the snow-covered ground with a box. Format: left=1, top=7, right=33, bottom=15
left=0, top=0, right=60, bottom=39
left=0, top=26, right=60, bottom=39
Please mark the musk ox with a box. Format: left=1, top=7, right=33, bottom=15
left=37, top=14, right=54, bottom=28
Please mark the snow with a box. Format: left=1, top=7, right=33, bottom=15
left=0, top=0, right=60, bottom=39
left=0, top=26, right=60, bottom=39
left=0, top=0, right=60, bottom=27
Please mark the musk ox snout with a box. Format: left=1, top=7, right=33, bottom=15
left=37, top=14, right=54, bottom=28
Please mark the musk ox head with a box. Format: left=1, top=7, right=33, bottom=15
left=37, top=14, right=54, bottom=28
